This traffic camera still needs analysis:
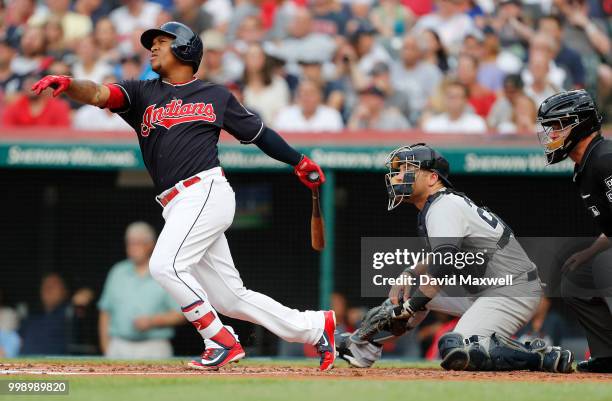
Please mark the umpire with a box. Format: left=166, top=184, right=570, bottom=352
left=537, top=89, right=612, bottom=373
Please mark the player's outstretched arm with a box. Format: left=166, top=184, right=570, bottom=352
left=31, top=75, right=110, bottom=108
left=253, top=127, right=325, bottom=189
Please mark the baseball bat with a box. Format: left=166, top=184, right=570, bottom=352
left=308, top=171, right=325, bottom=251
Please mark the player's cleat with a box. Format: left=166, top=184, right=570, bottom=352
left=317, top=310, right=336, bottom=371
left=335, top=332, right=376, bottom=368
left=542, top=348, right=574, bottom=373
left=576, top=357, right=612, bottom=373
left=187, top=342, right=245, bottom=370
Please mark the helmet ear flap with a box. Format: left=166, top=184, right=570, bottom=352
left=173, top=43, right=190, bottom=60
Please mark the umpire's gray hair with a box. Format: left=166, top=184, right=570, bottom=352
left=125, top=221, right=157, bottom=243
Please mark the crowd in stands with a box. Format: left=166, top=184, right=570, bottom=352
left=0, top=0, right=609, bottom=134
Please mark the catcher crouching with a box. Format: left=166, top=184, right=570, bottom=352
left=336, top=144, right=574, bottom=373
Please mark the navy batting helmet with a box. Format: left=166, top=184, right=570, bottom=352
left=536, top=89, right=602, bottom=165
left=384, top=143, right=452, bottom=210
left=140, top=22, right=204, bottom=72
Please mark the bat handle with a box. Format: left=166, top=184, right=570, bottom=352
left=307, top=171, right=321, bottom=199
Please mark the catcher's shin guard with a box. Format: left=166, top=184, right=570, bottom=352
left=439, top=333, right=574, bottom=373
left=336, top=331, right=382, bottom=368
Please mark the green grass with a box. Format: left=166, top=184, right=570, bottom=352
left=2, top=376, right=610, bottom=401
left=1, top=359, right=610, bottom=401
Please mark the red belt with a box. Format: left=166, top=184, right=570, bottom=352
left=157, top=176, right=201, bottom=207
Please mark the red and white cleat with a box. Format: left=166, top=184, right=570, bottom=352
left=187, top=342, right=245, bottom=370
left=317, top=310, right=337, bottom=371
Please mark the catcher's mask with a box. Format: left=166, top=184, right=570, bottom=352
left=536, top=89, right=602, bottom=165
left=384, top=143, right=452, bottom=210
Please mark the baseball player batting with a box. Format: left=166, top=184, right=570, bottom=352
left=334, top=144, right=574, bottom=373
left=31, top=22, right=336, bottom=371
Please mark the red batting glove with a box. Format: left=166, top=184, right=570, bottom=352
left=31, top=75, right=72, bottom=97
left=294, top=155, right=326, bottom=190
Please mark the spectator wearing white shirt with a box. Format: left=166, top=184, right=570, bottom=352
left=48, top=0, right=93, bottom=43
left=521, top=33, right=566, bottom=91
left=523, top=51, right=561, bottom=108
left=242, top=43, right=290, bottom=126
left=94, top=17, right=122, bottom=64
left=350, top=21, right=392, bottom=76
left=109, top=0, right=161, bottom=49
left=73, top=75, right=132, bottom=131
left=390, top=34, right=443, bottom=122
left=203, top=0, right=233, bottom=30
left=71, top=35, right=113, bottom=83
left=28, top=0, right=93, bottom=44
left=10, top=26, right=50, bottom=76
left=274, top=79, right=343, bottom=132
left=413, top=0, right=476, bottom=56
left=422, top=81, right=487, bottom=134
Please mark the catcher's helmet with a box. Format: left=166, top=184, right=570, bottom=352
left=536, top=89, right=602, bottom=165
left=140, top=22, right=204, bottom=72
left=384, top=143, right=452, bottom=210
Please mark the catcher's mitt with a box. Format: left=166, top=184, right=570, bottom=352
left=350, top=300, right=411, bottom=344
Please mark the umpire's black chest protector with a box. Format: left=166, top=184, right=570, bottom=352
left=573, top=135, right=612, bottom=236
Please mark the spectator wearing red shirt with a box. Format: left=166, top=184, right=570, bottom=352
left=456, top=53, right=496, bottom=118
left=402, top=0, right=433, bottom=16
left=2, top=75, right=71, bottom=127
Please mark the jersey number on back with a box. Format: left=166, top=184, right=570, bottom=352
left=463, top=197, right=499, bottom=229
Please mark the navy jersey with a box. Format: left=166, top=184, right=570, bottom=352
left=112, top=78, right=264, bottom=191
left=573, top=135, right=612, bottom=236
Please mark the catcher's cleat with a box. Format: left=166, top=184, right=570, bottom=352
left=187, top=342, right=245, bottom=370
left=317, top=310, right=336, bottom=371
left=336, top=332, right=376, bottom=368
left=576, top=357, right=612, bottom=373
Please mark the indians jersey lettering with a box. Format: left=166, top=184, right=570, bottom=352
left=111, top=78, right=263, bottom=191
